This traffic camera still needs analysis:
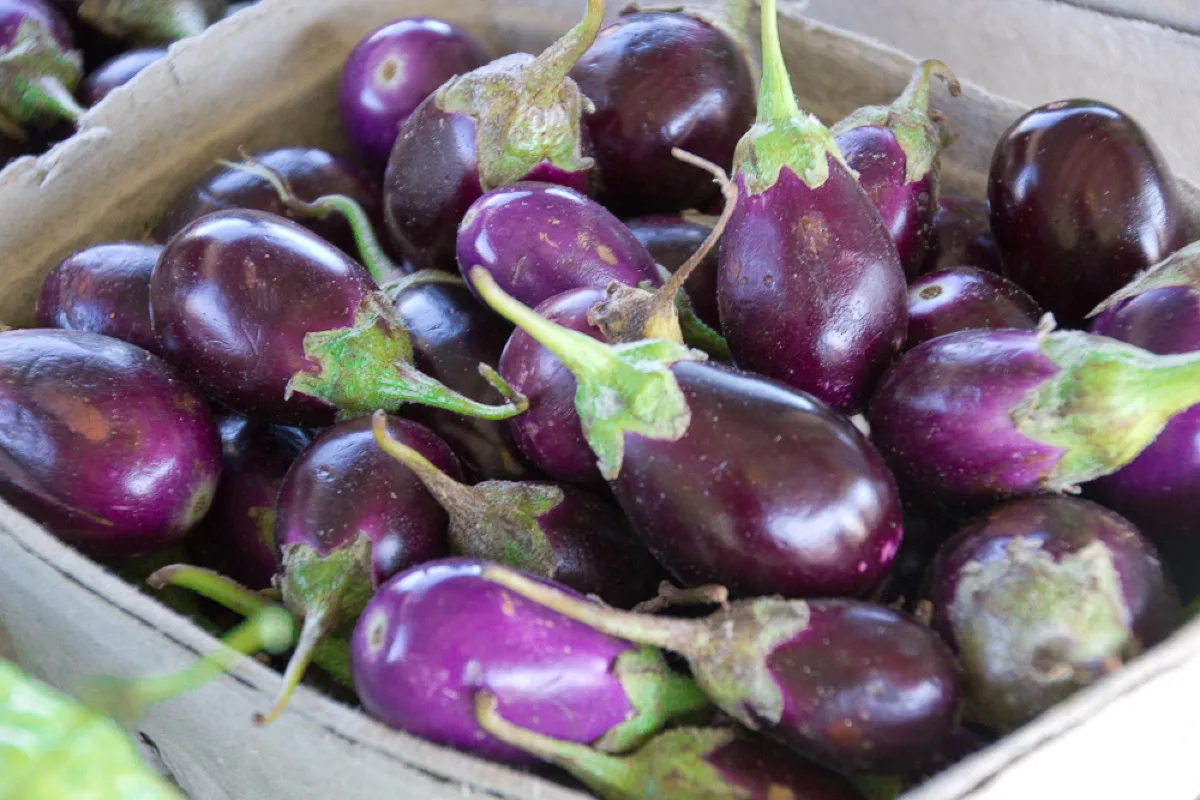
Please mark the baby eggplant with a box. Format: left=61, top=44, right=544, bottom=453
left=718, top=0, right=906, bottom=414
left=483, top=565, right=962, bottom=773
left=988, top=99, right=1187, bottom=326
left=80, top=46, right=165, bottom=104
left=0, top=329, right=219, bottom=558
left=350, top=558, right=708, bottom=764
left=925, top=496, right=1180, bottom=732
left=906, top=266, right=1041, bottom=349
left=920, top=195, right=1004, bottom=276
left=0, top=0, right=84, bottom=127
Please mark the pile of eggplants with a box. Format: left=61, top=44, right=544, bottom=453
left=5, top=0, right=1200, bottom=796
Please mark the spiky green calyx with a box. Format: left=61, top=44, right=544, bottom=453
left=594, top=646, right=711, bottom=753
left=0, top=19, right=84, bottom=126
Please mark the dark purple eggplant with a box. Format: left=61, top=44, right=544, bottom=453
left=483, top=564, right=962, bottom=773
left=473, top=269, right=903, bottom=600
left=35, top=241, right=163, bottom=355
left=868, top=326, right=1200, bottom=506
left=151, top=147, right=382, bottom=259
left=987, top=99, right=1187, bottom=327
left=184, top=412, right=309, bottom=590
left=925, top=496, right=1180, bottom=732
left=0, top=329, right=220, bottom=558
left=906, top=266, right=1041, bottom=349
left=717, top=0, right=907, bottom=414
left=0, top=0, right=84, bottom=127
left=382, top=0, right=601, bottom=271
left=252, top=414, right=457, bottom=724
left=625, top=212, right=722, bottom=330
left=350, top=558, right=709, bottom=763
left=80, top=46, right=165, bottom=104
left=53, top=0, right=223, bottom=42
left=149, top=209, right=525, bottom=427
left=567, top=7, right=755, bottom=217
left=370, top=411, right=662, bottom=608
left=832, top=59, right=960, bottom=278
left=476, top=702, right=865, bottom=800
left=456, top=180, right=661, bottom=308
left=920, top=195, right=1004, bottom=276
left=339, top=16, right=489, bottom=172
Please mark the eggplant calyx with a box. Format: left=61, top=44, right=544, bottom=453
left=1011, top=329, right=1200, bottom=492
left=595, top=647, right=712, bottom=753
left=950, top=538, right=1136, bottom=732
left=832, top=59, right=961, bottom=186
left=79, top=0, right=211, bottom=42
left=0, top=19, right=84, bottom=125
left=1088, top=241, right=1200, bottom=318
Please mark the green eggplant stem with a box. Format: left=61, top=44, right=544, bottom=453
left=253, top=608, right=328, bottom=726
left=756, top=0, right=798, bottom=123
left=528, top=0, right=606, bottom=106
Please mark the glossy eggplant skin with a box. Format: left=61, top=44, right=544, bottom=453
left=151, top=148, right=381, bottom=257
left=149, top=210, right=379, bottom=427
left=906, top=266, right=1042, bottom=349
left=0, top=329, right=220, bottom=558
left=703, top=734, right=865, bottom=800
left=920, top=196, right=1004, bottom=276
left=186, top=413, right=309, bottom=590
left=613, top=360, right=904, bottom=598
left=35, top=242, right=163, bottom=356
left=276, top=415, right=457, bottom=585
left=719, top=162, right=908, bottom=414
left=568, top=10, right=755, bottom=217
left=456, top=181, right=661, bottom=309
left=497, top=288, right=606, bottom=485
left=80, top=47, right=166, bottom=104
left=926, top=496, right=1180, bottom=732
left=987, top=99, right=1187, bottom=326
left=393, top=282, right=532, bottom=482
left=625, top=213, right=721, bottom=329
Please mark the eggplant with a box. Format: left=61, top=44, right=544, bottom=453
left=832, top=59, right=960, bottom=278
left=567, top=6, right=755, bottom=217
left=625, top=212, right=722, bottom=330
left=906, top=266, right=1041, bottom=349
left=483, top=564, right=962, bottom=773
left=339, top=16, right=489, bottom=172
left=0, top=329, right=219, bottom=558
left=0, top=0, right=84, bottom=127
left=988, top=99, right=1187, bottom=326
left=350, top=558, right=709, bottom=763
left=925, top=496, right=1180, bottom=732
left=717, top=0, right=906, bottom=414
left=383, top=0, right=602, bottom=271
left=80, top=46, right=165, bottom=104
left=868, top=326, right=1200, bottom=506
left=35, top=241, right=163, bottom=356
left=920, top=195, right=1004, bottom=276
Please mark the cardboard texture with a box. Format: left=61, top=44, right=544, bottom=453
left=0, top=1, right=1199, bottom=798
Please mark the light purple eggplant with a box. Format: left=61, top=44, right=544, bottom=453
left=350, top=558, right=709, bottom=764
left=0, top=0, right=85, bottom=127
left=383, top=0, right=602, bottom=271
left=906, top=266, right=1041, bottom=349
left=80, top=46, right=165, bottom=104
left=717, top=0, right=907, bottom=414
left=832, top=59, right=960, bottom=278
left=0, top=329, right=219, bottom=558
left=868, top=325, right=1200, bottom=506
left=925, top=496, right=1180, bottom=732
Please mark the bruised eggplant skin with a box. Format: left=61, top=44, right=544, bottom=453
left=987, top=99, right=1187, bottom=326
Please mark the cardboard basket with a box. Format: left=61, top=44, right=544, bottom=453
left=1, top=1, right=1199, bottom=798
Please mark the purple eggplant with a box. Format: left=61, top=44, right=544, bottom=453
left=567, top=7, right=755, bottom=217
left=53, top=0, right=223, bottom=42
left=371, top=411, right=662, bottom=608
left=476, top=703, right=865, bottom=800
left=988, top=99, right=1187, bottom=326
left=925, top=496, right=1180, bottom=732
left=868, top=326, right=1200, bottom=506
left=483, top=565, right=962, bottom=773
left=339, top=17, right=489, bottom=172
left=474, top=270, right=903, bottom=600
left=350, top=558, right=709, bottom=763
left=717, top=0, right=907, bottom=414
left=80, top=46, right=166, bottom=104
left=184, top=412, right=309, bottom=590
left=456, top=180, right=661, bottom=308
left=149, top=209, right=526, bottom=427
left=625, top=212, right=722, bottom=330
left=906, top=266, right=1041, bottom=349
left=0, top=0, right=85, bottom=127
left=35, top=241, right=163, bottom=356
left=832, top=60, right=960, bottom=278
left=382, top=0, right=602, bottom=271
left=252, top=414, right=457, bottom=724
left=151, top=148, right=382, bottom=259
left=0, top=329, right=219, bottom=558
left=921, top=196, right=1004, bottom=276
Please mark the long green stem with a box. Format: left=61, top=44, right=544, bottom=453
left=371, top=409, right=476, bottom=506
left=895, top=59, right=960, bottom=114
left=757, top=0, right=798, bottom=123
left=387, top=359, right=529, bottom=420
left=528, top=0, right=606, bottom=107
left=253, top=609, right=328, bottom=726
